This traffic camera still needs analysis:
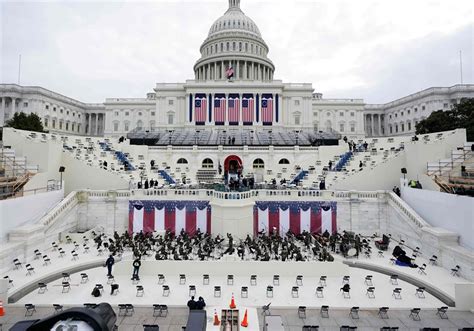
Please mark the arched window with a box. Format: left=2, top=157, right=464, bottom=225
left=253, top=158, right=265, bottom=169
left=177, top=158, right=188, bottom=164
left=202, top=158, right=214, bottom=169
left=279, top=158, right=290, bottom=165
left=136, top=120, right=143, bottom=129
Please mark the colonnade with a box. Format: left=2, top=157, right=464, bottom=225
left=365, top=114, right=384, bottom=137
left=195, top=60, right=273, bottom=81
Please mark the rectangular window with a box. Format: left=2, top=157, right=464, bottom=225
left=294, top=100, right=300, bottom=106
left=294, top=116, right=300, bottom=125
left=125, top=111, right=129, bottom=116
left=422, top=105, right=426, bottom=110
left=59, top=122, right=63, bottom=129
left=350, top=124, right=355, bottom=132
left=124, top=123, right=129, bottom=131
left=339, top=112, right=344, bottom=117
left=66, top=123, right=69, bottom=131
left=414, top=107, right=418, bottom=112
left=53, top=107, right=56, bottom=111
left=44, top=119, right=48, bottom=127
left=401, top=112, right=404, bottom=116
left=72, top=123, right=75, bottom=131
left=401, top=123, right=404, bottom=132
left=168, top=100, right=174, bottom=106
left=350, top=112, right=355, bottom=117
left=114, top=122, right=119, bottom=131
left=77, top=124, right=81, bottom=132
left=45, top=105, right=49, bottom=110
left=408, top=110, right=411, bottom=114
left=151, top=112, right=156, bottom=116
left=115, top=111, right=119, bottom=116
left=408, top=122, right=411, bottom=131
left=395, top=125, right=398, bottom=133
left=168, top=114, right=174, bottom=125
left=52, top=120, right=56, bottom=128
left=444, top=103, right=448, bottom=108
left=390, top=126, right=393, bottom=134
left=339, top=124, right=344, bottom=132
left=60, top=109, right=63, bottom=113
left=23, top=102, right=28, bottom=107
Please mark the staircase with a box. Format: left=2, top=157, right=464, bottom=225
left=158, top=169, right=176, bottom=185
left=0, top=147, right=36, bottom=199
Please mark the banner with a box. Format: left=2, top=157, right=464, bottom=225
left=254, top=201, right=337, bottom=235
left=129, top=200, right=211, bottom=235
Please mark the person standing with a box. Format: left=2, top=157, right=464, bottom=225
left=105, top=254, right=115, bottom=277
left=187, top=296, right=197, bottom=310
left=132, top=257, right=141, bottom=280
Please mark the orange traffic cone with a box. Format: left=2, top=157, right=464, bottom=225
left=213, top=310, right=220, bottom=326
left=229, top=293, right=236, bottom=309
left=241, top=309, right=249, bottom=327
left=0, top=300, right=4, bottom=317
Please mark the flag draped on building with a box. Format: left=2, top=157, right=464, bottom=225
left=214, top=94, right=226, bottom=125
left=261, top=95, right=273, bottom=124
left=253, top=201, right=337, bottom=235
left=242, top=94, right=254, bottom=125
left=195, top=94, right=207, bottom=124
left=226, top=66, right=234, bottom=80
left=129, top=200, right=211, bottom=236
left=228, top=94, right=240, bottom=125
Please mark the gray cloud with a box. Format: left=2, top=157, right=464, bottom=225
left=1, top=0, right=472, bottom=104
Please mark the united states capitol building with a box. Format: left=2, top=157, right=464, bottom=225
left=1, top=0, right=472, bottom=140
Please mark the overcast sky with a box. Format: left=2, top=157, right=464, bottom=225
left=1, top=0, right=473, bottom=104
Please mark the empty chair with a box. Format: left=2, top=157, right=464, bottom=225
left=418, top=263, right=427, bottom=275
left=349, top=307, right=359, bottom=319
left=342, top=275, right=350, bottom=284
left=53, top=304, right=63, bottom=313
left=341, top=284, right=350, bottom=298
left=241, top=286, right=248, bottom=298
left=42, top=255, right=51, bottom=266
left=179, top=274, right=186, bottom=284
left=429, top=255, right=438, bottom=265
left=25, top=264, right=35, bottom=276
left=366, top=287, right=375, bottom=298
left=319, top=276, right=327, bottom=287
left=214, top=286, right=221, bottom=297
left=62, top=282, right=71, bottom=293
left=25, top=304, right=36, bottom=316
left=189, top=285, right=196, bottom=297
left=81, top=273, right=89, bottom=283
left=136, top=285, right=144, bottom=297
left=143, top=325, right=159, bottom=331
left=436, top=306, right=448, bottom=319
left=58, top=248, right=66, bottom=258
left=158, top=274, right=165, bottom=285
left=4, top=276, right=13, bottom=288
left=152, top=304, right=161, bottom=317
left=227, top=275, right=234, bottom=285
left=292, top=286, right=299, bottom=298
left=107, top=275, right=115, bottom=284
left=392, top=288, right=402, bottom=299
left=34, top=249, right=41, bottom=260
left=451, top=265, right=460, bottom=276
left=316, top=286, right=324, bottom=298
left=409, top=308, right=421, bottom=321
left=266, top=286, right=273, bottom=298
left=378, top=250, right=384, bottom=257
left=62, top=273, right=71, bottom=282
left=95, top=284, right=104, bottom=294
left=296, top=275, right=303, bottom=286
left=273, top=275, right=280, bottom=285
left=320, top=305, right=329, bottom=318
left=118, top=304, right=134, bottom=316
left=203, top=274, right=209, bottom=285
left=38, top=282, right=47, bottom=294
left=302, top=326, right=319, bottom=331
left=158, top=305, right=168, bottom=317
left=250, top=275, right=257, bottom=286
left=162, top=285, right=170, bottom=297
left=378, top=307, right=389, bottom=319
left=390, top=274, right=398, bottom=285
left=298, top=306, right=306, bottom=319
left=71, top=250, right=79, bottom=260
left=83, top=245, right=90, bottom=254
left=365, top=275, right=373, bottom=286
left=111, top=284, right=119, bottom=295
left=13, top=258, right=22, bottom=269
left=415, top=287, right=425, bottom=298
left=340, top=326, right=357, bottom=331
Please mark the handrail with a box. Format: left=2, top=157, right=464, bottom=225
left=387, top=192, right=429, bottom=228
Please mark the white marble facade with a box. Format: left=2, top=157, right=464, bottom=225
left=1, top=0, right=473, bottom=139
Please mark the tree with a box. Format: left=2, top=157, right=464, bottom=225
left=5, top=112, right=45, bottom=133
left=416, top=98, right=474, bottom=141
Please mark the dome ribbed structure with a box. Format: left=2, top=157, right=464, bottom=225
left=194, top=0, right=275, bottom=81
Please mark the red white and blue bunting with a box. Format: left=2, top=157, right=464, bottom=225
left=253, top=201, right=337, bottom=235
left=128, top=200, right=211, bottom=235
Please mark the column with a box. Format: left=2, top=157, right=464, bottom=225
left=370, top=114, right=375, bottom=137
left=214, top=62, right=217, bottom=80
left=88, top=114, right=92, bottom=135
left=251, top=62, right=254, bottom=80
left=0, top=97, right=5, bottom=126
left=12, top=98, right=16, bottom=117
left=236, top=60, right=240, bottom=80
left=378, top=114, right=382, bottom=136
left=221, top=61, right=224, bottom=79
left=244, top=61, right=247, bottom=80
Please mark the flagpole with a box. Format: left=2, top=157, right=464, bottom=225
left=459, top=50, right=463, bottom=84
left=18, top=54, right=22, bottom=85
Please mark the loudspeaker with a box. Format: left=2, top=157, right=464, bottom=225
left=401, top=168, right=407, bottom=174
left=59, top=166, right=66, bottom=173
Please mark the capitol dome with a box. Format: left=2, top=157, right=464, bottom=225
left=194, top=0, right=275, bottom=82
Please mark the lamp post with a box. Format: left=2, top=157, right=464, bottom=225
left=58, top=166, right=65, bottom=190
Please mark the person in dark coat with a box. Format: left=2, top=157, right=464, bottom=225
left=132, top=257, right=141, bottom=280
left=196, top=297, right=206, bottom=310
left=144, top=180, right=149, bottom=189
left=187, top=296, right=197, bottom=310
left=105, top=255, right=115, bottom=277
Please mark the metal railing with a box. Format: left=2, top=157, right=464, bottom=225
left=427, top=150, right=473, bottom=176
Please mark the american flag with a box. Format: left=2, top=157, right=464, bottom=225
left=214, top=97, right=226, bottom=124
left=228, top=97, right=240, bottom=124
left=195, top=97, right=207, bottom=123
left=262, top=98, right=273, bottom=124
left=226, top=66, right=234, bottom=79
left=242, top=97, right=254, bottom=124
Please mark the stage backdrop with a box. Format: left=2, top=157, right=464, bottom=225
left=129, top=200, right=211, bottom=235
left=254, top=201, right=337, bottom=235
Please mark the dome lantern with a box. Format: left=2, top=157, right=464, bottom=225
left=228, top=0, right=240, bottom=9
